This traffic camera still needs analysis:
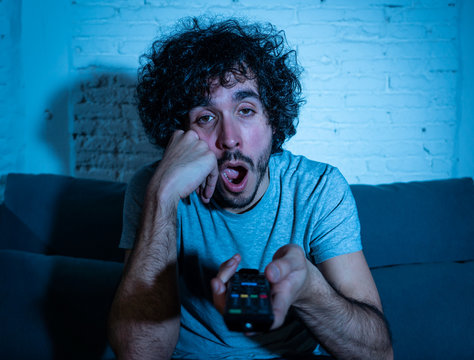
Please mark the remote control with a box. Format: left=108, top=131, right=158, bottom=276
left=223, top=268, right=274, bottom=332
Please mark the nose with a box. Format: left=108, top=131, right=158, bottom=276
left=216, top=115, right=241, bottom=151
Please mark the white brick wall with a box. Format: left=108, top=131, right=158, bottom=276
left=0, top=0, right=22, bottom=200
left=1, top=0, right=473, bottom=189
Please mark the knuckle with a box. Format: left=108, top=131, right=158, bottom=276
left=185, top=129, right=199, bottom=140
left=171, top=129, right=184, bottom=139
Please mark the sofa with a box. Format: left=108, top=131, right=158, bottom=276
left=0, top=172, right=473, bottom=359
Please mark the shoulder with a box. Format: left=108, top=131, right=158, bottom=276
left=125, top=161, right=159, bottom=204
left=270, top=150, right=347, bottom=192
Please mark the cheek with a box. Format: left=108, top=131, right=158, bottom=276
left=249, top=126, right=272, bottom=150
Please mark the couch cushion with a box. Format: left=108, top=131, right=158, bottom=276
left=0, top=249, right=123, bottom=360
left=2, top=173, right=126, bottom=262
left=351, top=178, right=474, bottom=267
left=0, top=203, right=45, bottom=252
left=372, top=261, right=474, bottom=359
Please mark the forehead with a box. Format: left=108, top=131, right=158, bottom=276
left=207, top=76, right=260, bottom=104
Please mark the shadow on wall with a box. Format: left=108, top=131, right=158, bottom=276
left=40, top=68, right=161, bottom=184
left=38, top=83, right=71, bottom=175
left=35, top=67, right=160, bottom=359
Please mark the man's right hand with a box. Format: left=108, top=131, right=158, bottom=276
left=148, top=130, right=219, bottom=207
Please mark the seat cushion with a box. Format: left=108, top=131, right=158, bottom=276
left=372, top=261, right=474, bottom=359
left=0, top=249, right=123, bottom=360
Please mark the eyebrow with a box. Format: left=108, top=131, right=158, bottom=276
left=233, top=89, right=260, bottom=102
left=196, top=88, right=261, bottom=108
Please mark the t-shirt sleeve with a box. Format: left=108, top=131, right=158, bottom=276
left=309, top=166, right=362, bottom=264
left=119, top=164, right=156, bottom=249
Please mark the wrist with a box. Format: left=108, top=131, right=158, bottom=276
left=293, top=260, right=332, bottom=310
left=145, top=176, right=180, bottom=214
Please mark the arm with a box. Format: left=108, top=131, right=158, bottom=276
left=108, top=130, right=218, bottom=360
left=265, top=245, right=393, bottom=360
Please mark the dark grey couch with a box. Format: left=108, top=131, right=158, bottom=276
left=1, top=173, right=473, bottom=359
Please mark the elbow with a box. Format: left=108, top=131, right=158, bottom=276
left=107, top=301, right=128, bottom=357
left=107, top=301, right=181, bottom=359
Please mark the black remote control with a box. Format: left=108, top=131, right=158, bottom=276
left=223, top=268, right=274, bottom=332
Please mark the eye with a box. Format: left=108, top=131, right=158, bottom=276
left=196, top=114, right=215, bottom=125
left=238, top=108, right=255, bottom=116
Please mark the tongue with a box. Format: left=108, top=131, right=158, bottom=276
left=223, top=167, right=240, bottom=180
left=223, top=166, right=247, bottom=184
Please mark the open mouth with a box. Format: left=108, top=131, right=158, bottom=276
left=221, top=165, right=249, bottom=193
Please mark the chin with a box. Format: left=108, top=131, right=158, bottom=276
left=213, top=185, right=258, bottom=212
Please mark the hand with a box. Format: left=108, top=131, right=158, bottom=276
left=264, top=244, right=312, bottom=329
left=148, top=130, right=219, bottom=206
left=210, top=254, right=241, bottom=314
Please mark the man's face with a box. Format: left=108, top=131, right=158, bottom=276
left=188, top=76, right=273, bottom=213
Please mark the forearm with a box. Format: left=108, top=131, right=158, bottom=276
left=109, top=192, right=180, bottom=360
left=293, top=266, right=392, bottom=360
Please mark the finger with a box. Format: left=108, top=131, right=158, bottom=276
left=270, top=292, right=292, bottom=329
left=265, top=244, right=304, bottom=283
left=265, top=258, right=293, bottom=284
left=211, top=277, right=227, bottom=313
left=197, top=180, right=206, bottom=202
left=211, top=254, right=241, bottom=313
left=217, top=254, right=241, bottom=283
left=201, top=159, right=219, bottom=203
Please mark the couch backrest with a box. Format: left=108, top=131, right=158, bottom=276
left=3, top=173, right=473, bottom=267
left=1, top=173, right=126, bottom=262
left=351, top=177, right=474, bottom=268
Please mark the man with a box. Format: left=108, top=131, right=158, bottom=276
left=108, top=18, right=393, bottom=360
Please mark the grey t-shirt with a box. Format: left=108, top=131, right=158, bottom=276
left=120, top=150, right=362, bottom=359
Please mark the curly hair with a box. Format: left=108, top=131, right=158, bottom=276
left=137, top=17, right=304, bottom=153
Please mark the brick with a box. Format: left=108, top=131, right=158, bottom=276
left=341, top=57, right=458, bottom=75
left=386, top=157, right=432, bottom=173
left=387, top=7, right=457, bottom=24
left=337, top=24, right=385, bottom=41
left=366, top=158, right=388, bottom=173
left=210, top=7, right=297, bottom=28
left=386, top=24, right=428, bottom=39
left=390, top=108, right=456, bottom=124
left=384, top=41, right=457, bottom=59
left=388, top=73, right=457, bottom=92
left=119, top=6, right=196, bottom=25
left=118, top=40, right=150, bottom=56
left=301, top=109, right=391, bottom=125
left=305, top=92, right=346, bottom=109
left=72, top=0, right=144, bottom=6
left=74, top=103, right=122, bottom=119
left=72, top=38, right=119, bottom=55
left=427, top=24, right=457, bottom=40
left=72, top=22, right=160, bottom=39
left=71, top=5, right=116, bottom=22
left=328, top=0, right=412, bottom=7
left=422, top=141, right=452, bottom=156
left=236, top=0, right=302, bottom=7
left=430, top=158, right=452, bottom=173
left=72, top=53, right=139, bottom=70
left=345, top=93, right=431, bottom=108
left=301, top=62, right=339, bottom=81
left=420, top=123, right=457, bottom=140
left=300, top=42, right=387, bottom=62
left=310, top=75, right=386, bottom=91
left=298, top=8, right=348, bottom=23
left=415, top=0, right=458, bottom=8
